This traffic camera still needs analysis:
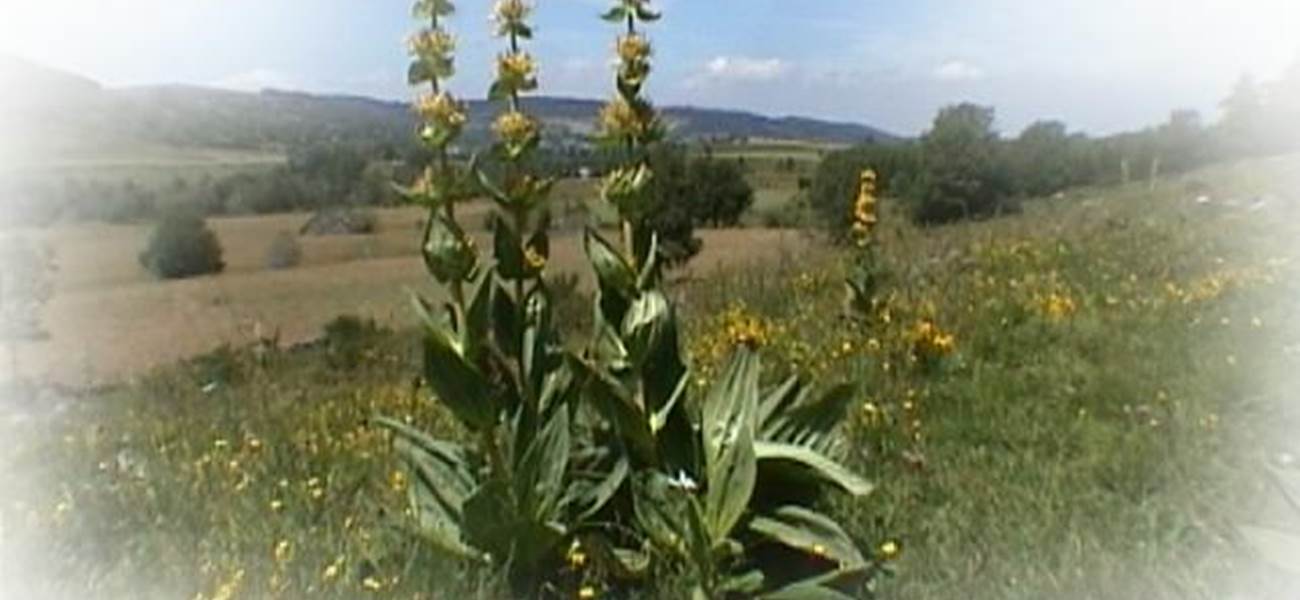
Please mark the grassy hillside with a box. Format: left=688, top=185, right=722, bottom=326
left=2, top=155, right=1298, bottom=598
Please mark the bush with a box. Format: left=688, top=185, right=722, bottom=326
left=321, top=314, right=389, bottom=370
left=686, top=156, right=755, bottom=227
left=264, top=231, right=303, bottom=270
left=910, top=103, right=1014, bottom=224
left=138, top=210, right=225, bottom=279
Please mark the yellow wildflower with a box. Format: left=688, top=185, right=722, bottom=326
left=492, top=0, right=530, bottom=29
left=616, top=34, right=652, bottom=64
left=407, top=29, right=456, bottom=59
left=524, top=244, right=547, bottom=270
left=879, top=540, right=900, bottom=560
left=273, top=540, right=292, bottom=563
left=415, top=91, right=468, bottom=130
left=497, top=51, right=536, bottom=83
left=578, top=586, right=597, bottom=600
left=598, top=96, right=645, bottom=139
left=492, top=110, right=539, bottom=148
left=389, top=469, right=408, bottom=492
left=362, top=576, right=384, bottom=592
left=566, top=539, right=588, bottom=569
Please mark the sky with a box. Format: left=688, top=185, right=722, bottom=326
left=1, top=0, right=1298, bottom=136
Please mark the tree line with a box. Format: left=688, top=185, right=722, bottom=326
left=811, top=64, right=1300, bottom=233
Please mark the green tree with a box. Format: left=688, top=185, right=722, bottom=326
left=912, top=103, right=1013, bottom=224
left=686, top=156, right=755, bottom=227
left=1008, top=120, right=1073, bottom=197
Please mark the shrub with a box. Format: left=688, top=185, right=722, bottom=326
left=321, top=314, right=389, bottom=370
left=138, top=210, right=225, bottom=279
left=687, top=156, right=755, bottom=227
left=264, top=231, right=303, bottom=270
left=910, top=103, right=1014, bottom=224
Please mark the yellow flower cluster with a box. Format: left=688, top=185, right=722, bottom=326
left=598, top=96, right=646, bottom=140
left=492, top=0, right=531, bottom=33
left=415, top=91, right=468, bottom=130
left=407, top=29, right=456, bottom=60
left=911, top=318, right=956, bottom=362
left=1039, top=292, right=1077, bottom=321
left=616, top=34, right=652, bottom=64
left=524, top=244, right=547, bottom=270
left=851, top=169, right=879, bottom=246
left=497, top=51, right=536, bottom=84
left=493, top=110, right=539, bottom=148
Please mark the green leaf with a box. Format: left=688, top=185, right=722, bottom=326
left=702, top=347, right=760, bottom=542
left=720, top=570, right=766, bottom=595
left=421, top=325, right=496, bottom=431
left=371, top=417, right=478, bottom=559
left=421, top=213, right=477, bottom=284
left=632, top=472, right=690, bottom=554
left=758, top=375, right=804, bottom=433
left=573, top=357, right=656, bottom=464
left=492, top=215, right=531, bottom=280
left=764, top=383, right=857, bottom=455
left=515, top=404, right=571, bottom=520
left=463, top=479, right=563, bottom=568
left=584, top=229, right=637, bottom=297
left=621, top=289, right=670, bottom=367
left=754, top=442, right=874, bottom=497
left=760, top=582, right=859, bottom=600
left=749, top=506, right=867, bottom=568
left=600, top=6, right=628, bottom=22
left=575, top=455, right=630, bottom=521
left=634, top=5, right=662, bottom=21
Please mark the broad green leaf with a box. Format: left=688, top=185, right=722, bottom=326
left=632, top=472, right=689, bottom=554
left=584, top=229, right=637, bottom=297
left=749, top=505, right=867, bottom=568
left=463, top=479, right=563, bottom=568
left=421, top=213, right=477, bottom=284
left=702, top=347, right=760, bottom=541
left=758, top=375, right=804, bottom=433
left=621, top=289, right=669, bottom=366
left=760, top=582, right=859, bottom=600
left=600, top=6, right=627, bottom=22
left=574, top=455, right=630, bottom=521
left=720, top=570, right=766, bottom=595
left=421, top=327, right=496, bottom=431
left=766, top=383, right=857, bottom=454
left=572, top=358, right=656, bottom=463
left=515, top=403, right=572, bottom=520
left=754, top=442, right=874, bottom=497
left=372, top=417, right=478, bottom=559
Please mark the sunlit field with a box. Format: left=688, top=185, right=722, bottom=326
left=3, top=154, right=1297, bottom=599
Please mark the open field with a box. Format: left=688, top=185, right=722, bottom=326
left=4, top=144, right=286, bottom=188
left=2, top=155, right=1297, bottom=598
left=12, top=203, right=812, bottom=385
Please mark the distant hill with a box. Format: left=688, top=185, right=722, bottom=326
left=3, top=58, right=895, bottom=160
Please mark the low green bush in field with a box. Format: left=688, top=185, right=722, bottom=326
left=138, top=209, right=225, bottom=279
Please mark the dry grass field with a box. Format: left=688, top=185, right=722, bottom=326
left=12, top=204, right=811, bottom=385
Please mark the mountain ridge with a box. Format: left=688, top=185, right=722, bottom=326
left=3, top=57, right=897, bottom=158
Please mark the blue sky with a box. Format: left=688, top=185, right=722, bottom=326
left=2, top=0, right=1297, bottom=135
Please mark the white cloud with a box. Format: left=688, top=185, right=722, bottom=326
left=933, top=60, right=985, bottom=82
left=211, top=68, right=299, bottom=92
left=702, top=56, right=789, bottom=82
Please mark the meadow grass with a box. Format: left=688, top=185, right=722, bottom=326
left=2, top=155, right=1298, bottom=598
